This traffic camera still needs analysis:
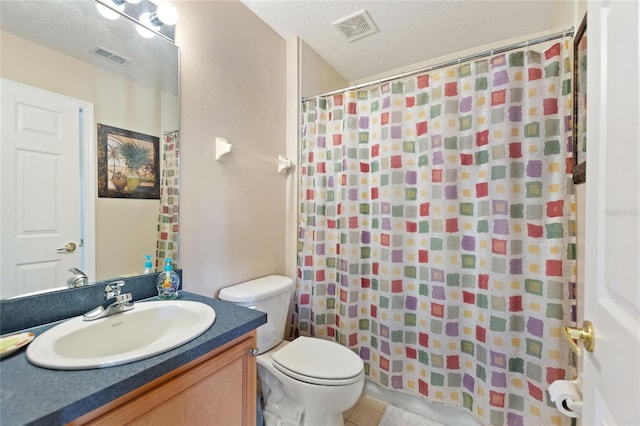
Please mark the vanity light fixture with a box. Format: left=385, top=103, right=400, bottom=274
left=93, top=0, right=178, bottom=42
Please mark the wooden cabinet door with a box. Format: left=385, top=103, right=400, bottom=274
left=72, top=332, right=257, bottom=426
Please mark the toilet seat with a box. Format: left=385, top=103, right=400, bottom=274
left=271, top=336, right=364, bottom=386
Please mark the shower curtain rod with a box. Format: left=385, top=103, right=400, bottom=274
left=302, top=27, right=574, bottom=102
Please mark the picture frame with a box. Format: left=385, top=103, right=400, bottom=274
left=573, top=13, right=587, bottom=184
left=97, top=124, right=160, bottom=199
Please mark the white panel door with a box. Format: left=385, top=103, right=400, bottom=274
left=582, top=1, right=640, bottom=424
left=1, top=79, right=82, bottom=298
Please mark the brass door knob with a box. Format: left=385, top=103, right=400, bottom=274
left=562, top=320, right=595, bottom=355
left=57, top=242, right=77, bottom=253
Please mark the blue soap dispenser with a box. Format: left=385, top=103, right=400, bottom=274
left=157, top=257, right=180, bottom=300
left=143, top=255, right=153, bottom=274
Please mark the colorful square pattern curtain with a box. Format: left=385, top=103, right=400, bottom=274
left=296, top=40, right=576, bottom=425
left=156, top=130, right=180, bottom=269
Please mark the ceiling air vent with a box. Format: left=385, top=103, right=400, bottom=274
left=332, top=10, right=379, bottom=42
left=90, top=46, right=131, bottom=67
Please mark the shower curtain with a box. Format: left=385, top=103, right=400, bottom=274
left=295, top=39, right=576, bottom=425
left=156, top=130, right=180, bottom=269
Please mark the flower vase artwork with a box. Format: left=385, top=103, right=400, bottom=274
left=107, top=140, right=152, bottom=192
left=98, top=124, right=160, bottom=200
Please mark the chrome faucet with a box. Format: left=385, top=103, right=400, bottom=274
left=83, top=280, right=134, bottom=321
left=67, top=267, right=89, bottom=288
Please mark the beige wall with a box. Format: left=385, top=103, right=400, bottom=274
left=0, top=31, right=170, bottom=281
left=175, top=1, right=287, bottom=297
left=300, top=40, right=348, bottom=99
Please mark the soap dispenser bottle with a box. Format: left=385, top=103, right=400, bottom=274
left=143, top=255, right=153, bottom=274
left=157, top=258, right=180, bottom=300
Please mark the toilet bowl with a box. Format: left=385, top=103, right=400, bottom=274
left=218, top=276, right=365, bottom=426
left=258, top=337, right=364, bottom=426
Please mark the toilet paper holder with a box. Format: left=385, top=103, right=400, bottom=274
left=549, top=376, right=583, bottom=418
left=562, top=320, right=595, bottom=355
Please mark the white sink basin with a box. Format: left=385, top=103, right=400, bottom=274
left=26, top=300, right=216, bottom=370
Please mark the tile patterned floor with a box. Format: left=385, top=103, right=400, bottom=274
left=343, top=395, right=389, bottom=426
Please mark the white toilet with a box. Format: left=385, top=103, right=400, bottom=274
left=218, top=275, right=364, bottom=426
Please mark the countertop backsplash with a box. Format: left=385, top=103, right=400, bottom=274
left=0, top=271, right=182, bottom=335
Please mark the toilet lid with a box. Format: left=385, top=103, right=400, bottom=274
left=271, top=336, right=363, bottom=385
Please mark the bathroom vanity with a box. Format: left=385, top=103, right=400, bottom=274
left=0, top=291, right=266, bottom=426
left=70, top=331, right=257, bottom=425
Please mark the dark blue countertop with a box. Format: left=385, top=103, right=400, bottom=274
left=0, top=292, right=266, bottom=426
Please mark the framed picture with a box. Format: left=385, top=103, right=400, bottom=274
left=573, top=14, right=587, bottom=184
left=97, top=124, right=160, bottom=199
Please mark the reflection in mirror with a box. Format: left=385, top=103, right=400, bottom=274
left=0, top=0, right=179, bottom=299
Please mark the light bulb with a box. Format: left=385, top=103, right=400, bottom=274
left=96, top=2, right=124, bottom=20
left=151, top=3, right=179, bottom=26
left=136, top=13, right=157, bottom=38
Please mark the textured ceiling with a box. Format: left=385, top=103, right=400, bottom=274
left=241, top=0, right=557, bottom=82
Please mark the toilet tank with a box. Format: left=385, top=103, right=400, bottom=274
left=218, top=275, right=294, bottom=354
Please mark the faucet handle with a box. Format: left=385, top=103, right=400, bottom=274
left=105, top=280, right=126, bottom=298
left=115, top=293, right=133, bottom=304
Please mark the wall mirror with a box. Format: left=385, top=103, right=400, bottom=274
left=0, top=0, right=180, bottom=299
